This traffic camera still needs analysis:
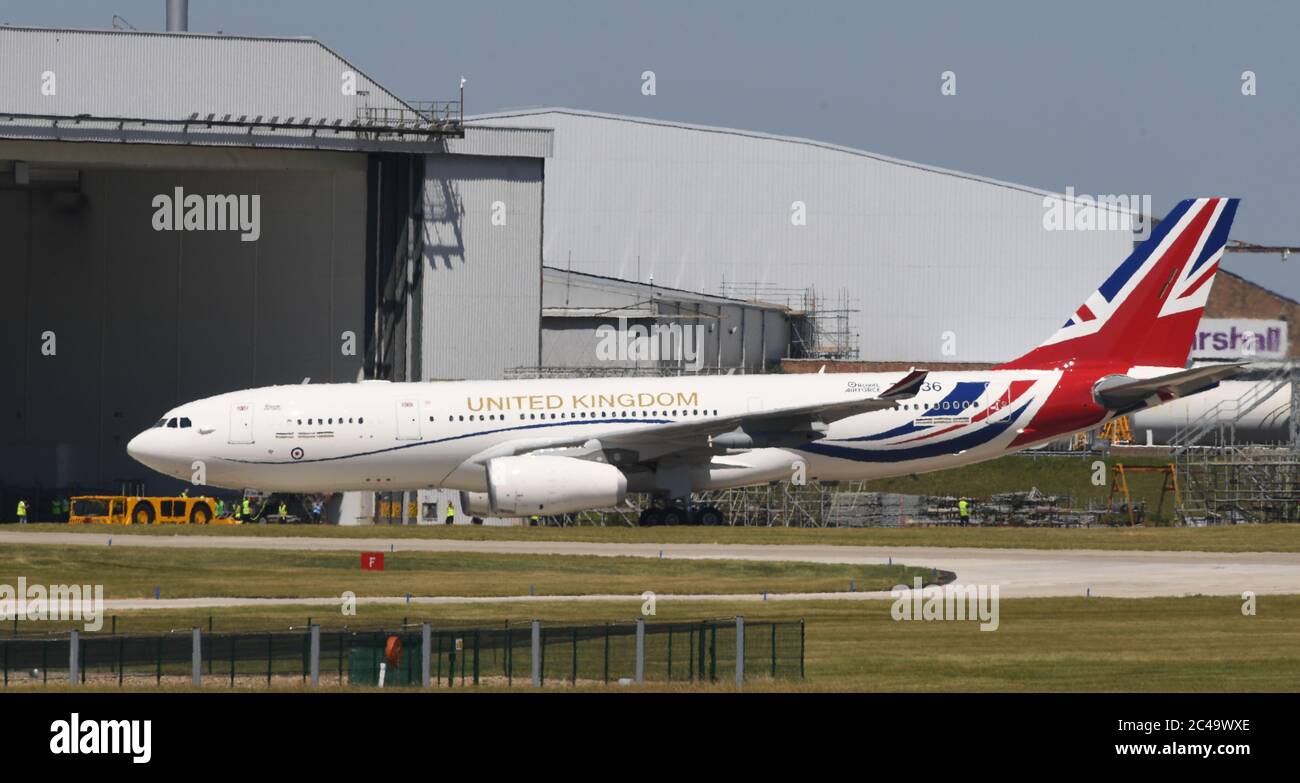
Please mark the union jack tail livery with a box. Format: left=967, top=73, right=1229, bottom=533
left=1001, top=197, right=1240, bottom=370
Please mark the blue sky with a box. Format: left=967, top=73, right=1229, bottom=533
left=6, top=0, right=1298, bottom=299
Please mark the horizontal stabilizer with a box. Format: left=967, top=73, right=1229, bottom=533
left=1093, top=363, right=1246, bottom=411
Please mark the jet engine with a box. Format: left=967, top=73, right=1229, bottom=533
left=459, top=491, right=494, bottom=516
left=462, top=455, right=628, bottom=516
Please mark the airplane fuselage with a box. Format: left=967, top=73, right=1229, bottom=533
left=127, top=367, right=1135, bottom=495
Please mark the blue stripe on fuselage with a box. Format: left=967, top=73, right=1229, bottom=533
left=839, top=381, right=989, bottom=442
left=798, top=401, right=1029, bottom=463
left=920, top=381, right=988, bottom=418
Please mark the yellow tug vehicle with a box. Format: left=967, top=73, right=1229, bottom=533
left=68, top=495, right=240, bottom=525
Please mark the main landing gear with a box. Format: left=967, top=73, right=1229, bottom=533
left=637, top=503, right=725, bottom=527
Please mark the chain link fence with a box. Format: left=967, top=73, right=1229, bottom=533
left=0, top=618, right=804, bottom=688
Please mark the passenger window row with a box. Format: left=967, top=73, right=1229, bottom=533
left=438, top=409, right=722, bottom=423
left=292, top=417, right=364, bottom=426
left=901, top=401, right=978, bottom=411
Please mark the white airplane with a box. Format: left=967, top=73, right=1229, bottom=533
left=129, top=197, right=1245, bottom=525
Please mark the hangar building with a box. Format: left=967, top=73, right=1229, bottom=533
left=468, top=108, right=1143, bottom=367
left=0, top=24, right=551, bottom=499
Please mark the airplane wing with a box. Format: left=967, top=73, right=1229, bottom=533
left=1093, top=363, right=1247, bottom=412
left=461, top=369, right=928, bottom=466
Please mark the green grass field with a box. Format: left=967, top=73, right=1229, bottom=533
left=860, top=452, right=1180, bottom=511
left=9, top=596, right=1299, bottom=691
left=17, top=520, right=1300, bottom=553
left=0, top=545, right=930, bottom=599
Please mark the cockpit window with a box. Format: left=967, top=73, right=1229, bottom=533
left=166, top=418, right=178, bottom=428
left=154, top=418, right=167, bottom=428
left=179, top=417, right=192, bottom=428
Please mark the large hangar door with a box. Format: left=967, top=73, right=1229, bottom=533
left=421, top=155, right=544, bottom=380
left=0, top=142, right=367, bottom=492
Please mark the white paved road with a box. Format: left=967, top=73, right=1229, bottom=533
left=3, top=529, right=1299, bottom=601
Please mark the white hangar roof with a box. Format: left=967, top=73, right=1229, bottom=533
left=469, top=107, right=1140, bottom=364
left=0, top=25, right=482, bottom=153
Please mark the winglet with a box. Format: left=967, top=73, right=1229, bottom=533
left=879, top=368, right=928, bottom=400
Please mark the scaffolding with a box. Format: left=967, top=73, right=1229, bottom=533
left=716, top=283, right=860, bottom=360
left=580, top=482, right=1099, bottom=527
left=503, top=365, right=747, bottom=379
left=1171, top=362, right=1299, bottom=524
left=1101, top=464, right=1181, bottom=526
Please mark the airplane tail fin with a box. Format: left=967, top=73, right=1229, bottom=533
left=999, top=197, right=1239, bottom=370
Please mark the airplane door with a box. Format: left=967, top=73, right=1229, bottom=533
left=395, top=399, right=421, bottom=440
left=990, top=386, right=1012, bottom=423
left=228, top=402, right=254, bottom=444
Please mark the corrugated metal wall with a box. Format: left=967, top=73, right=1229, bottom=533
left=472, top=110, right=1139, bottom=364
left=421, top=154, right=544, bottom=379
left=0, top=151, right=366, bottom=489
left=0, top=27, right=408, bottom=121
left=539, top=271, right=790, bottom=372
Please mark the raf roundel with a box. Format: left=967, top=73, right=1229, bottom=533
left=290, top=447, right=305, bottom=461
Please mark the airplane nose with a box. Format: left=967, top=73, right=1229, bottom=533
left=126, top=430, right=168, bottom=472
left=126, top=432, right=144, bottom=461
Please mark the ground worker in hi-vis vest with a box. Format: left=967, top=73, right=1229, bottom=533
left=17, top=499, right=27, bottom=524
left=958, top=498, right=971, bottom=527
left=242, top=497, right=252, bottom=520
left=445, top=503, right=455, bottom=525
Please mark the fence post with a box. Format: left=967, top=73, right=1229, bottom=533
left=735, top=616, right=744, bottom=686
left=771, top=623, right=777, bottom=678
left=709, top=623, right=717, bottom=682
left=69, top=630, right=79, bottom=685
left=421, top=623, right=431, bottom=688
left=473, top=631, right=480, bottom=686
left=310, top=625, right=320, bottom=688
left=799, top=618, right=806, bottom=679
left=635, top=618, right=645, bottom=684
left=191, top=627, right=202, bottom=687
left=530, top=620, right=541, bottom=688
left=667, top=626, right=673, bottom=682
